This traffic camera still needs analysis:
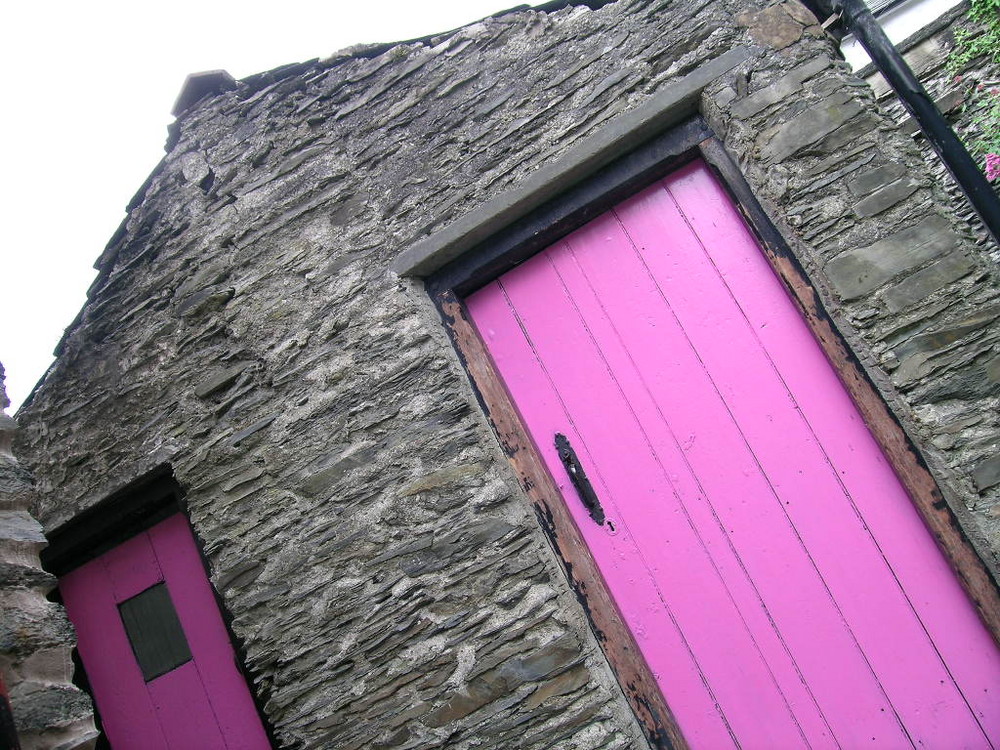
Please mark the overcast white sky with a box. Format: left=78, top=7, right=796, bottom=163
left=1, top=0, right=545, bottom=413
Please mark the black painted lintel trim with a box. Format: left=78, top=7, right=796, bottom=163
left=41, top=467, right=182, bottom=577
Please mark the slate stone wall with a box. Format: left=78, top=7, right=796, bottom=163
left=0, top=364, right=96, bottom=750
left=855, top=0, right=1000, bottom=253
left=13, top=0, right=1000, bottom=747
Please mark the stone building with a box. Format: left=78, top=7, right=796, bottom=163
left=10, top=0, right=1000, bottom=747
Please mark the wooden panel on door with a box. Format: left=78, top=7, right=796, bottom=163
left=60, top=514, right=270, bottom=749
left=465, top=159, right=1000, bottom=749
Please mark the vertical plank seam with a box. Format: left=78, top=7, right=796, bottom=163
left=559, top=227, right=831, bottom=749
left=496, top=275, right=741, bottom=748
left=616, top=185, right=916, bottom=748
left=666, top=172, right=992, bottom=744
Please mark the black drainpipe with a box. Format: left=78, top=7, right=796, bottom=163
left=800, top=0, right=1000, bottom=246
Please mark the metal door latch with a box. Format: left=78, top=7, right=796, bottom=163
left=555, top=433, right=606, bottom=526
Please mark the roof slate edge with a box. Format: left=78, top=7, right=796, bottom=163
left=169, top=2, right=617, bottom=121
left=391, top=46, right=750, bottom=278
left=315, top=0, right=620, bottom=62
left=35, top=0, right=628, bottom=403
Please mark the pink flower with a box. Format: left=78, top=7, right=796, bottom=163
left=987, top=153, right=1000, bottom=181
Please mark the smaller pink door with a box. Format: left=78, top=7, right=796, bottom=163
left=60, top=513, right=270, bottom=749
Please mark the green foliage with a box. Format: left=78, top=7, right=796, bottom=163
left=948, top=0, right=1000, bottom=180
left=957, top=84, right=1000, bottom=181
left=949, top=0, right=1000, bottom=70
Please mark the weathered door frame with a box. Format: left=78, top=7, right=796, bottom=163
left=42, top=467, right=277, bottom=749
left=418, top=117, right=1000, bottom=748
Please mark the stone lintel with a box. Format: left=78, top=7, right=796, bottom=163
left=390, top=47, right=748, bottom=278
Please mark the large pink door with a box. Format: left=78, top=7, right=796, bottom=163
left=60, top=514, right=270, bottom=749
left=466, top=160, right=1000, bottom=748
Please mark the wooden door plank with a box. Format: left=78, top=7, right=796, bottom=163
left=146, top=662, right=227, bottom=750
left=99, top=530, right=164, bottom=603
left=552, top=214, right=907, bottom=747
left=666, top=162, right=1000, bottom=737
left=60, top=558, right=169, bottom=749
left=148, top=514, right=271, bottom=749
left=612, top=163, right=991, bottom=746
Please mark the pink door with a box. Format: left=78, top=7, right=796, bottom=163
left=466, top=160, right=1000, bottom=749
left=60, top=513, right=270, bottom=749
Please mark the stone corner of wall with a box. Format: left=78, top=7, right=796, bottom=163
left=0, top=362, right=97, bottom=750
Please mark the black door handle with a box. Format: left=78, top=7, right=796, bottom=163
left=555, top=433, right=606, bottom=526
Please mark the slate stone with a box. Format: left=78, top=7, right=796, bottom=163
left=848, top=162, right=907, bottom=197
left=852, top=177, right=919, bottom=217
left=0, top=605, right=76, bottom=657
left=423, top=679, right=507, bottom=727
left=175, top=287, right=235, bottom=318
left=0, top=510, right=47, bottom=545
left=0, top=561, right=55, bottom=590
left=986, top=353, right=1000, bottom=385
left=825, top=215, right=958, bottom=300
left=759, top=90, right=864, bottom=163
left=399, top=463, right=486, bottom=496
left=973, top=454, right=1000, bottom=492
left=739, top=4, right=806, bottom=49
left=216, top=558, right=263, bottom=592
left=916, top=360, right=1000, bottom=402
left=732, top=56, right=830, bottom=118
left=524, top=664, right=590, bottom=710
left=894, top=305, right=1000, bottom=360
left=9, top=683, right=94, bottom=733
left=715, top=86, right=737, bottom=108
left=297, top=443, right=378, bottom=497
left=194, top=363, right=252, bottom=399
left=499, top=638, right=581, bottom=682
left=0, top=463, right=34, bottom=501
left=225, top=414, right=277, bottom=447
left=882, top=252, right=973, bottom=313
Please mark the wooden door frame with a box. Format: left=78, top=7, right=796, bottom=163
left=42, top=468, right=279, bottom=749
left=422, top=117, right=1000, bottom=749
